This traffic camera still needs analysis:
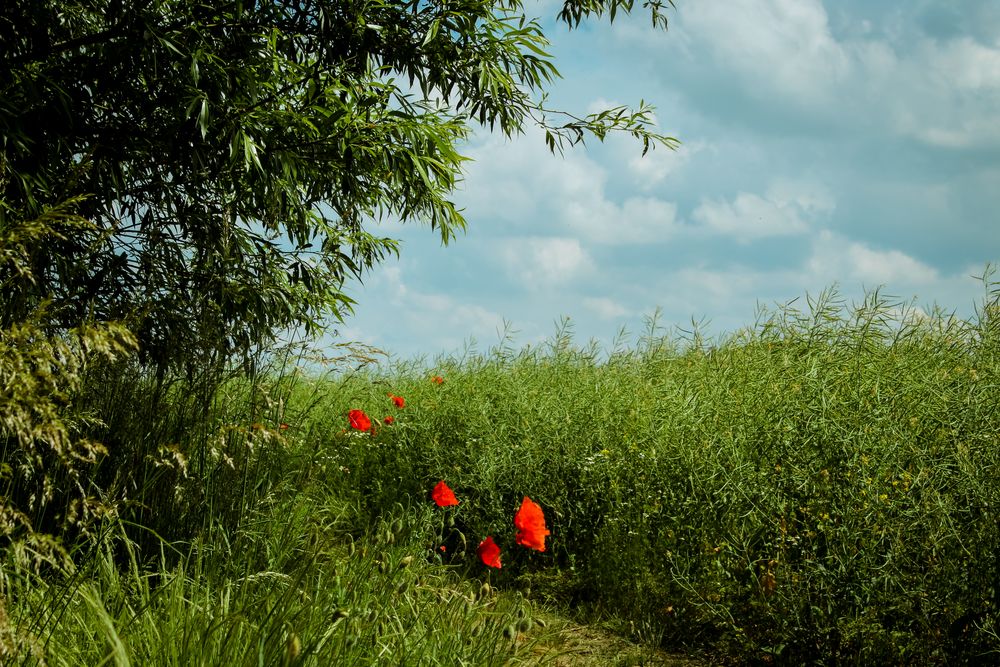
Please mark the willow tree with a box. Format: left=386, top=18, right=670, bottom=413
left=1, top=0, right=677, bottom=372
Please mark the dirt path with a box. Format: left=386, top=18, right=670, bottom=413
left=519, top=612, right=708, bottom=666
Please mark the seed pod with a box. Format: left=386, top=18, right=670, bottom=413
left=285, top=632, right=301, bottom=659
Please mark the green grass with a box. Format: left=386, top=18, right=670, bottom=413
left=4, top=285, right=1000, bottom=664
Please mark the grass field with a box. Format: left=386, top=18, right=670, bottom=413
left=4, top=286, right=999, bottom=664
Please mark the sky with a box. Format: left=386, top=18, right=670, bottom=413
left=334, top=0, right=1000, bottom=361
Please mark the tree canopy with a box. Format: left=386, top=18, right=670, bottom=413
left=1, top=0, right=677, bottom=372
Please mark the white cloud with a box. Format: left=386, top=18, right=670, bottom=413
left=565, top=195, right=679, bottom=245
left=583, top=296, right=631, bottom=320
left=678, top=0, right=850, bottom=107
left=691, top=181, right=833, bottom=242
left=806, top=230, right=939, bottom=286
left=884, top=36, right=1000, bottom=148
left=617, top=0, right=1000, bottom=148
left=499, top=236, right=592, bottom=288
left=460, top=129, right=682, bottom=245
left=627, top=140, right=705, bottom=190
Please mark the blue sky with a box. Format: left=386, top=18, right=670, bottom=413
left=337, top=0, right=1000, bottom=361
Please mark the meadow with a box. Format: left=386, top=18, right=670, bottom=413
left=3, top=285, right=999, bottom=665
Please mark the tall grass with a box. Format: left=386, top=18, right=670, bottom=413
left=283, top=286, right=999, bottom=663
left=4, top=282, right=999, bottom=664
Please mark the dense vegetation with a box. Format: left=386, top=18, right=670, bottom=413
left=0, top=0, right=676, bottom=606
left=4, top=285, right=998, bottom=664
left=3, top=5, right=997, bottom=663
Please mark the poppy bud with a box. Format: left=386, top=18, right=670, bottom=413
left=285, top=632, right=301, bottom=659
left=517, top=618, right=532, bottom=633
left=399, top=555, right=413, bottom=569
left=503, top=625, right=516, bottom=640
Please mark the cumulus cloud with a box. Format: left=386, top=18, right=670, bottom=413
left=583, top=296, right=631, bottom=320
left=806, top=230, right=940, bottom=286
left=499, top=236, right=592, bottom=288
left=676, top=0, right=851, bottom=108
left=565, top=195, right=679, bottom=245
left=460, top=129, right=682, bottom=245
left=619, top=0, right=1000, bottom=148
left=691, top=181, right=834, bottom=242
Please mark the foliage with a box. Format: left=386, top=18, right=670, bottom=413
left=8, top=497, right=547, bottom=665
left=0, top=199, right=137, bottom=578
left=294, top=282, right=1000, bottom=664
left=0, top=0, right=678, bottom=372
left=6, top=281, right=1000, bottom=664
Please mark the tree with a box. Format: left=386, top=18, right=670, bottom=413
left=1, top=0, right=678, bottom=372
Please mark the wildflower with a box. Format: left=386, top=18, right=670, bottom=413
left=439, top=545, right=447, bottom=552
left=431, top=375, right=444, bottom=384
left=388, top=393, right=405, bottom=408
left=431, top=480, right=459, bottom=507
left=348, top=409, right=372, bottom=432
left=514, top=496, right=550, bottom=552
left=477, top=536, right=502, bottom=569
left=383, top=416, right=395, bottom=425
left=279, top=423, right=289, bottom=431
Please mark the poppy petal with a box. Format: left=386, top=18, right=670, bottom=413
left=431, top=480, right=459, bottom=507
left=348, top=409, right=372, bottom=431
left=514, top=496, right=550, bottom=552
left=477, top=536, right=502, bottom=569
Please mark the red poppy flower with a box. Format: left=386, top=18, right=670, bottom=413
left=348, top=409, right=372, bottom=432
left=514, top=496, right=550, bottom=552
left=388, top=393, right=405, bottom=408
left=431, top=480, right=459, bottom=507
left=383, top=415, right=395, bottom=425
left=431, top=375, right=444, bottom=384
left=477, top=536, right=502, bottom=569
left=439, top=545, right=447, bottom=552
